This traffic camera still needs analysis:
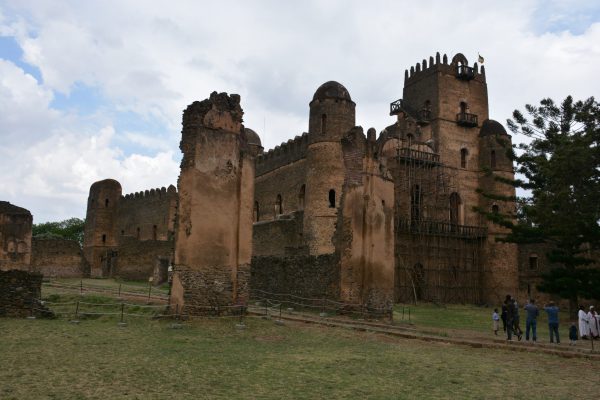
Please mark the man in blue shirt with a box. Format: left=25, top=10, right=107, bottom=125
left=524, top=299, right=539, bottom=342
left=544, top=301, right=560, bottom=344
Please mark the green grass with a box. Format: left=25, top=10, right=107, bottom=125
left=45, top=278, right=170, bottom=294
left=394, top=302, right=574, bottom=342
left=0, top=314, right=596, bottom=399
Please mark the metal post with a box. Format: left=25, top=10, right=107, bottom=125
left=175, top=303, right=179, bottom=320
left=408, top=307, right=411, bottom=322
left=80, top=280, right=83, bottom=295
left=402, top=307, right=405, bottom=321
left=279, top=303, right=282, bottom=320
left=75, top=301, right=80, bottom=319
left=120, top=303, right=124, bottom=323
left=147, top=282, right=152, bottom=303
left=118, top=284, right=121, bottom=298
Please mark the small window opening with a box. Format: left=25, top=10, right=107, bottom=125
left=328, top=189, right=336, bottom=208
left=321, top=114, right=327, bottom=134
left=102, top=234, right=106, bottom=244
left=492, top=204, right=499, bottom=214
left=276, top=194, right=283, bottom=215
left=121, top=230, right=124, bottom=236
left=406, top=133, right=414, bottom=145
left=137, top=227, right=140, bottom=240
left=460, top=101, right=467, bottom=113
left=460, top=148, right=468, bottom=168
left=298, top=185, right=305, bottom=210
left=105, top=198, right=109, bottom=207
left=254, top=201, right=260, bottom=222
left=491, top=150, right=497, bottom=169
left=153, top=225, right=157, bottom=240
left=529, top=254, right=538, bottom=270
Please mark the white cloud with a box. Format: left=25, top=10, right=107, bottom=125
left=0, top=0, right=599, bottom=222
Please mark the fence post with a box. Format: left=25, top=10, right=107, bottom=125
left=118, top=284, right=121, bottom=298
left=402, top=307, right=405, bottom=321
left=118, top=303, right=127, bottom=327
left=408, top=307, right=411, bottom=322
left=80, top=280, right=83, bottom=295
left=175, top=303, right=179, bottom=320
left=147, top=282, right=152, bottom=304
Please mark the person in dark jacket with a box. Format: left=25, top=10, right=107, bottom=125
left=505, top=295, right=515, bottom=340
left=501, top=303, right=508, bottom=332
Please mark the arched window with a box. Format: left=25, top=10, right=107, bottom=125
left=492, top=204, right=499, bottom=214
left=121, top=230, right=124, bottom=236
left=460, top=101, right=468, bottom=114
left=153, top=225, right=157, bottom=240
left=105, top=198, right=109, bottom=207
left=406, top=133, right=414, bottom=145
left=424, top=100, right=431, bottom=110
left=411, top=185, right=422, bottom=222
left=276, top=194, right=283, bottom=215
left=321, top=114, right=327, bottom=134
left=490, top=150, right=497, bottom=169
left=102, top=234, right=106, bottom=244
left=449, top=192, right=461, bottom=225
left=298, top=185, right=305, bottom=210
left=328, top=189, right=336, bottom=208
left=460, top=148, right=468, bottom=168
left=254, top=201, right=260, bottom=222
left=136, top=227, right=140, bottom=240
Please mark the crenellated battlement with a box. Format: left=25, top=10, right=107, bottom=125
left=256, top=132, right=310, bottom=176
left=404, top=52, right=486, bottom=85
left=121, top=184, right=177, bottom=201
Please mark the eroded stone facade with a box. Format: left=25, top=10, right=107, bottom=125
left=0, top=201, right=32, bottom=271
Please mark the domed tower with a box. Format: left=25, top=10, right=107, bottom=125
left=83, top=179, right=122, bottom=277
left=477, top=119, right=519, bottom=303
left=243, top=127, right=263, bottom=157
left=303, top=81, right=356, bottom=255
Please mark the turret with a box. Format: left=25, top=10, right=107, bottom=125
left=304, top=81, right=355, bottom=255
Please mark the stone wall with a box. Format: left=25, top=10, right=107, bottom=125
left=0, top=201, right=33, bottom=271
left=250, top=254, right=339, bottom=299
left=252, top=211, right=306, bottom=256
left=118, top=186, right=177, bottom=241
left=0, top=269, right=52, bottom=318
left=113, top=236, right=173, bottom=280
left=31, top=237, right=85, bottom=278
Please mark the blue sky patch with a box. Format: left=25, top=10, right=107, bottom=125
left=0, top=35, right=42, bottom=82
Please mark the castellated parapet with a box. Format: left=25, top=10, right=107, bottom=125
left=170, top=92, right=255, bottom=313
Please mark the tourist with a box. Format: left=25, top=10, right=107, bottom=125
left=569, top=323, right=578, bottom=346
left=501, top=303, right=508, bottom=332
left=578, top=305, right=589, bottom=340
left=513, top=298, right=523, bottom=340
left=588, top=306, right=599, bottom=339
left=544, top=301, right=560, bottom=344
left=524, top=299, right=539, bottom=342
left=492, top=308, right=500, bottom=335
left=505, top=295, right=515, bottom=341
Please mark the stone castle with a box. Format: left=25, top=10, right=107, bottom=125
left=2, top=52, right=548, bottom=309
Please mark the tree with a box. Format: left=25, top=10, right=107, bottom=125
left=32, top=218, right=86, bottom=246
left=496, top=96, right=600, bottom=317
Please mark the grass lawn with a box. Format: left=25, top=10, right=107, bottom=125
left=394, top=302, right=575, bottom=343
left=0, top=308, right=596, bottom=399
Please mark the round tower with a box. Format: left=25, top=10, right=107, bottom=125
left=303, top=81, right=356, bottom=255
left=83, top=178, right=122, bottom=277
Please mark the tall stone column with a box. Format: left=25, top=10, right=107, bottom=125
left=170, top=92, right=255, bottom=314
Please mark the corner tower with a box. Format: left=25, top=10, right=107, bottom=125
left=83, top=179, right=122, bottom=277
left=303, top=81, right=355, bottom=255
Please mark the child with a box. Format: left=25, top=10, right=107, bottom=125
left=493, top=308, right=500, bottom=335
left=569, top=323, right=578, bottom=346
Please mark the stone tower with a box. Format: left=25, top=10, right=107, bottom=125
left=170, top=91, right=255, bottom=313
left=478, top=119, right=519, bottom=303
left=303, top=81, right=356, bottom=255
left=83, top=179, right=121, bottom=277
left=402, top=52, right=488, bottom=226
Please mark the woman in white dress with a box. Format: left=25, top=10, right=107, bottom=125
left=588, top=306, right=599, bottom=339
left=578, top=305, right=590, bottom=339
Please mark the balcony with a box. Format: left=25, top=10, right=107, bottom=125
left=456, top=112, right=478, bottom=127
left=397, top=218, right=487, bottom=239
left=456, top=65, right=474, bottom=80
left=397, top=147, right=440, bottom=165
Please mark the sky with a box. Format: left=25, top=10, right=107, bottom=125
left=1, top=0, right=599, bottom=222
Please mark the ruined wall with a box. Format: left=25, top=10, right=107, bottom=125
left=118, top=186, right=177, bottom=241
left=250, top=254, right=339, bottom=299
left=0, top=201, right=33, bottom=271
left=0, top=269, right=51, bottom=318
left=31, top=238, right=85, bottom=278
left=83, top=179, right=121, bottom=277
left=252, top=211, right=306, bottom=256
left=254, top=158, right=307, bottom=222
left=171, top=92, right=254, bottom=313
left=337, top=128, right=396, bottom=310
left=113, top=236, right=173, bottom=280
